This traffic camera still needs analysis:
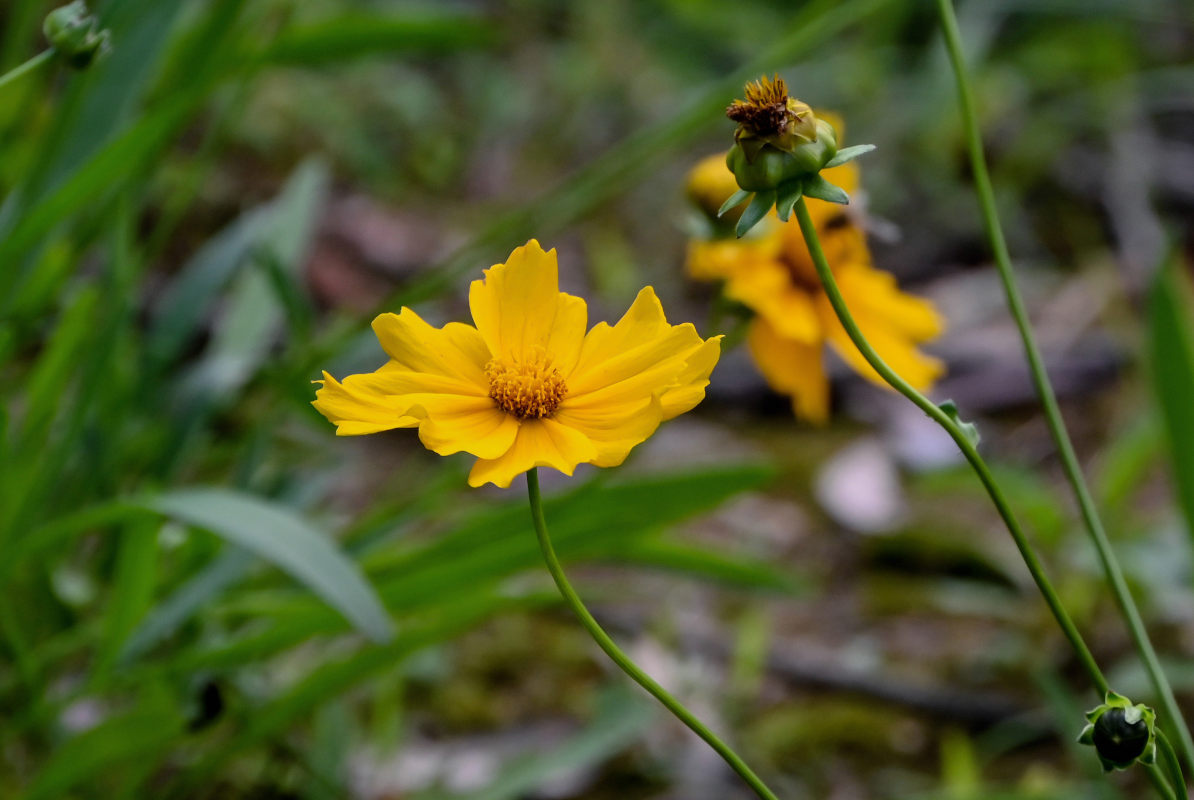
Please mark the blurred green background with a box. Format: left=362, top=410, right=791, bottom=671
left=1, top=0, right=1193, bottom=797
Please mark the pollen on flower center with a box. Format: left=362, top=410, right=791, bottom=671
left=485, top=354, right=568, bottom=419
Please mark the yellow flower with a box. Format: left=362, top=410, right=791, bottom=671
left=685, top=150, right=943, bottom=423
left=314, top=240, right=722, bottom=488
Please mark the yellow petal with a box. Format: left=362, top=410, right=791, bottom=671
left=723, top=265, right=820, bottom=343
left=815, top=288, right=944, bottom=393
left=747, top=318, right=830, bottom=423
left=413, top=396, right=520, bottom=459
left=467, top=240, right=588, bottom=373
left=466, top=419, right=599, bottom=489
left=685, top=230, right=783, bottom=283
left=371, top=310, right=492, bottom=388
left=686, top=152, right=742, bottom=217
left=833, top=263, right=945, bottom=342
left=659, top=336, right=722, bottom=420
left=566, top=287, right=708, bottom=407
left=553, top=395, right=664, bottom=468
left=311, top=368, right=419, bottom=435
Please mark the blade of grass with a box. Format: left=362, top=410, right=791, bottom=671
left=141, top=488, right=393, bottom=643
left=93, top=520, right=160, bottom=683
left=23, top=690, right=183, bottom=800
left=1148, top=255, right=1194, bottom=544
left=261, top=12, right=495, bottom=65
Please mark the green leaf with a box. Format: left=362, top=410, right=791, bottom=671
left=775, top=180, right=803, bottom=222
left=166, top=464, right=775, bottom=672
left=24, top=691, right=182, bottom=800
left=823, top=144, right=876, bottom=169
left=262, top=13, right=494, bottom=65
left=598, top=539, right=800, bottom=592
left=137, top=488, right=393, bottom=642
left=938, top=399, right=980, bottom=447
left=94, top=520, right=159, bottom=681
left=717, top=188, right=751, bottom=218
left=802, top=174, right=850, bottom=205
left=182, top=158, right=329, bottom=396
left=179, top=591, right=545, bottom=785
left=1147, top=256, right=1194, bottom=545
left=119, top=547, right=254, bottom=663
left=736, top=189, right=775, bottom=238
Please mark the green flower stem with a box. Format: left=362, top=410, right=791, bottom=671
left=794, top=197, right=1106, bottom=695
left=525, top=468, right=780, bottom=800
left=1148, top=766, right=1181, bottom=800
left=795, top=197, right=1181, bottom=796
left=0, top=49, right=55, bottom=93
left=1160, top=731, right=1189, bottom=800
left=933, top=0, right=1194, bottom=777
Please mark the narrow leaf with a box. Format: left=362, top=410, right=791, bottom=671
left=802, top=175, right=850, bottom=205
left=137, top=488, right=393, bottom=642
left=1148, top=256, right=1194, bottom=544
left=717, top=188, right=751, bottom=218
left=939, top=399, right=980, bottom=447
left=775, top=180, right=803, bottom=222
left=736, top=190, right=775, bottom=238
left=824, top=143, right=877, bottom=169
left=95, top=521, right=159, bottom=680
left=263, top=14, right=494, bottom=64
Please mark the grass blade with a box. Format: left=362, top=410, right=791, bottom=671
left=139, top=488, right=393, bottom=642
left=1148, top=255, right=1194, bottom=544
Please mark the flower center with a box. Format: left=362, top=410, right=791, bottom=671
left=485, top=353, right=568, bottom=419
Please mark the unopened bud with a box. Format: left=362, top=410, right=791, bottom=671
left=723, top=75, right=840, bottom=195
left=1077, top=692, right=1157, bottom=772
left=44, top=2, right=110, bottom=69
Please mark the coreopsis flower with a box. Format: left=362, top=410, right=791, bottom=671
left=686, top=143, right=943, bottom=422
left=314, top=240, right=721, bottom=488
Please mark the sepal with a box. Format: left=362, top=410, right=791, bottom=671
left=736, top=190, right=774, bottom=239
left=824, top=144, right=876, bottom=169
left=801, top=175, right=849, bottom=205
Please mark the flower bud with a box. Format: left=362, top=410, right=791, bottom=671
left=43, top=1, right=110, bottom=69
left=724, top=77, right=839, bottom=194
left=1077, top=692, right=1157, bottom=772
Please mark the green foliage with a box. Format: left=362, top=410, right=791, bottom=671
left=0, top=0, right=1189, bottom=796
left=1148, top=256, right=1194, bottom=545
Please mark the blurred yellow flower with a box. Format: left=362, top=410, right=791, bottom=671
left=314, top=240, right=721, bottom=488
left=686, top=148, right=943, bottom=423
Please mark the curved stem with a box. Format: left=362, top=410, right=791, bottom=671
left=0, top=49, right=55, bottom=93
left=933, top=0, right=1194, bottom=774
left=1160, top=731, right=1189, bottom=799
left=1148, top=764, right=1181, bottom=800
left=794, top=197, right=1106, bottom=696
left=525, top=468, right=780, bottom=800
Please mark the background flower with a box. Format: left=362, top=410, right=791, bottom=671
left=686, top=137, right=944, bottom=422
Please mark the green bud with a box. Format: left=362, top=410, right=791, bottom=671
left=43, top=1, right=110, bottom=69
left=725, top=118, right=839, bottom=194
left=1077, top=692, right=1157, bottom=772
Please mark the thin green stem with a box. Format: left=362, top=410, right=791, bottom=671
left=525, top=468, right=780, bottom=800
left=794, top=197, right=1106, bottom=695
left=1160, top=731, right=1189, bottom=799
left=933, top=0, right=1194, bottom=775
left=1148, top=764, right=1181, bottom=800
left=0, top=49, right=55, bottom=93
